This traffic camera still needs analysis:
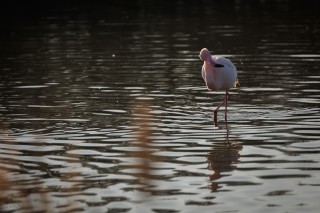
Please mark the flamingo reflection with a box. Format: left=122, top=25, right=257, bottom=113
left=207, top=139, right=242, bottom=192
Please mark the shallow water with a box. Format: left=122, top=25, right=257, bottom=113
left=1, top=1, right=320, bottom=213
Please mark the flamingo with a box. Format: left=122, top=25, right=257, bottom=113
left=199, top=48, right=239, bottom=127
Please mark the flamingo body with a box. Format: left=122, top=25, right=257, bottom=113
left=201, top=53, right=237, bottom=91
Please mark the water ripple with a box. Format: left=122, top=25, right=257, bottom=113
left=1, top=1, right=320, bottom=212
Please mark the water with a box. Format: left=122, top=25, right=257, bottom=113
left=1, top=1, right=320, bottom=212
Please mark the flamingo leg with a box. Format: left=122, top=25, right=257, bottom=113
left=225, top=90, right=229, bottom=124
left=214, top=90, right=229, bottom=127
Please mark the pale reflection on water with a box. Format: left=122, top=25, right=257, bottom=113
left=1, top=1, right=320, bottom=213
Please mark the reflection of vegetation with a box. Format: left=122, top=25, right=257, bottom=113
left=0, top=141, right=51, bottom=212
left=207, top=142, right=242, bottom=192
left=129, top=99, right=158, bottom=192
left=0, top=137, right=81, bottom=212
left=0, top=98, right=159, bottom=211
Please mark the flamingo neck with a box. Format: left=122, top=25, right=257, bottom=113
left=204, top=61, right=215, bottom=70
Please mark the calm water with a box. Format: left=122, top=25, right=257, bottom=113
left=1, top=1, right=320, bottom=212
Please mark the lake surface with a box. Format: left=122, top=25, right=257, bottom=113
left=1, top=1, right=320, bottom=212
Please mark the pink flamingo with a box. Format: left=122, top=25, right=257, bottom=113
left=199, top=48, right=239, bottom=127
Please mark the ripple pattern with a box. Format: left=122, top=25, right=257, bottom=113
left=1, top=1, right=320, bottom=213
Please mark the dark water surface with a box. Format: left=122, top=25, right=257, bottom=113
left=1, top=1, right=320, bottom=212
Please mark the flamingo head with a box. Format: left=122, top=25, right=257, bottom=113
left=199, top=48, right=224, bottom=68
left=199, top=48, right=212, bottom=62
